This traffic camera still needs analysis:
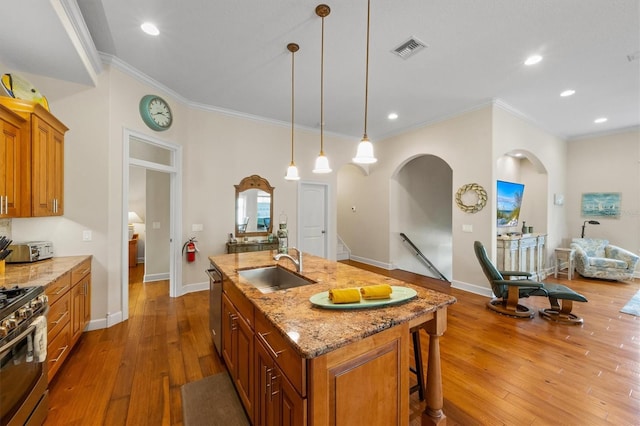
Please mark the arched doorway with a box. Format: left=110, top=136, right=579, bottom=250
left=390, top=155, right=453, bottom=281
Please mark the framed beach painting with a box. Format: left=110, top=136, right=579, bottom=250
left=581, top=192, right=621, bottom=218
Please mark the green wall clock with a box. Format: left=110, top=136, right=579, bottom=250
left=139, top=94, right=173, bottom=131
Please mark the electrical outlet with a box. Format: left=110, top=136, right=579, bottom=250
left=153, top=222, right=161, bottom=229
left=82, top=230, right=92, bottom=241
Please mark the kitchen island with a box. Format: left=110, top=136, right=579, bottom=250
left=210, top=250, right=456, bottom=425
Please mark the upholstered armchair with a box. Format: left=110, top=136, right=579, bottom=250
left=571, top=238, right=639, bottom=281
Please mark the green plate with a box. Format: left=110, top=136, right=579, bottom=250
left=309, top=286, right=417, bottom=310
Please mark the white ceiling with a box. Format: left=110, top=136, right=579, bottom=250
left=1, top=0, right=639, bottom=141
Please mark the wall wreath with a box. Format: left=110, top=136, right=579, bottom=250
left=455, top=183, right=487, bottom=213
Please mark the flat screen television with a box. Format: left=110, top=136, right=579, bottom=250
left=496, top=180, right=525, bottom=228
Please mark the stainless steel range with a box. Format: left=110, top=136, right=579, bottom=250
left=0, top=285, right=49, bottom=426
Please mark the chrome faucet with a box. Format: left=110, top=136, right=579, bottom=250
left=274, top=247, right=303, bottom=273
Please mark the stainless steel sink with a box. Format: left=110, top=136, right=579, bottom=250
left=238, top=266, right=314, bottom=293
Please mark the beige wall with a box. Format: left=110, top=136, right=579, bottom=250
left=4, top=62, right=638, bottom=328
left=566, top=130, right=640, bottom=253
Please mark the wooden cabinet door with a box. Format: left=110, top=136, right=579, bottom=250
left=255, top=338, right=276, bottom=426
left=222, top=293, right=254, bottom=421
left=0, top=111, right=22, bottom=217
left=276, top=364, right=305, bottom=426
left=71, top=274, right=91, bottom=345
left=221, top=294, right=236, bottom=372
left=309, top=324, right=408, bottom=426
left=31, top=115, right=64, bottom=216
left=235, top=310, right=254, bottom=419
left=256, top=339, right=306, bottom=426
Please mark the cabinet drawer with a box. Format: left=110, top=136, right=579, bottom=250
left=255, top=310, right=306, bottom=397
left=71, top=258, right=91, bottom=283
left=45, top=272, right=71, bottom=305
left=47, top=291, right=70, bottom=340
left=47, top=325, right=70, bottom=382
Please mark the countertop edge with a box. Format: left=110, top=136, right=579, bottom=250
left=1, top=255, right=93, bottom=289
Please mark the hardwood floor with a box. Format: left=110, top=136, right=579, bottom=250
left=46, top=263, right=639, bottom=425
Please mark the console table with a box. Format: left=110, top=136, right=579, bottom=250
left=226, top=240, right=278, bottom=254
left=496, top=234, right=547, bottom=280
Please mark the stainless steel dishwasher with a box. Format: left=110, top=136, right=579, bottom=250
left=206, top=264, right=223, bottom=356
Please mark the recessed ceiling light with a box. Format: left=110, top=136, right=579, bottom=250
left=388, top=113, right=398, bottom=120
left=560, top=89, right=575, bottom=97
left=594, top=117, right=608, bottom=124
left=141, top=22, right=160, bottom=36
left=524, top=55, right=543, bottom=66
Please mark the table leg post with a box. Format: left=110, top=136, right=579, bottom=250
left=422, top=308, right=447, bottom=426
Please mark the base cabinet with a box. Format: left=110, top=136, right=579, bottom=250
left=45, top=258, right=91, bottom=383
left=220, top=276, right=409, bottom=426
left=222, top=293, right=254, bottom=421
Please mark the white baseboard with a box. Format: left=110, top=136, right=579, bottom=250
left=86, top=310, right=123, bottom=330
left=181, top=281, right=209, bottom=296
left=451, top=280, right=493, bottom=297
left=144, top=272, right=169, bottom=283
left=349, top=255, right=393, bottom=270
left=336, top=252, right=350, bottom=261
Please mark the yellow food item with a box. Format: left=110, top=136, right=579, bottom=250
left=360, top=284, right=393, bottom=300
left=328, top=288, right=361, bottom=304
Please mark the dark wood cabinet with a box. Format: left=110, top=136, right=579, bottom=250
left=227, top=241, right=278, bottom=254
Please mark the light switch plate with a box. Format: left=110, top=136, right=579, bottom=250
left=192, top=224, right=203, bottom=232
left=152, top=221, right=161, bottom=229
left=82, top=230, right=92, bottom=241
left=462, top=224, right=473, bottom=233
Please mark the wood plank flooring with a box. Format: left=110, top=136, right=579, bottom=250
left=45, top=262, right=639, bottom=425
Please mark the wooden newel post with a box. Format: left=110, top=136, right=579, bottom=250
left=422, top=308, right=447, bottom=426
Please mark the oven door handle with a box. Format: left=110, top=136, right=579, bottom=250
left=0, top=323, right=36, bottom=359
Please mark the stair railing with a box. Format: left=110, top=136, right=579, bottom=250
left=399, top=233, right=449, bottom=282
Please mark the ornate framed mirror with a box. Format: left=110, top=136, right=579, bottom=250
left=235, top=175, right=274, bottom=237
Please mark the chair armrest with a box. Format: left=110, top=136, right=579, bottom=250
left=570, top=243, right=588, bottom=261
left=606, top=245, right=640, bottom=268
left=500, top=270, right=532, bottom=279
left=495, top=279, right=544, bottom=288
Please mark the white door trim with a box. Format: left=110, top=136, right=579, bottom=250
left=122, top=128, right=182, bottom=322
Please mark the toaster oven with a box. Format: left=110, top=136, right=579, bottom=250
left=5, top=241, right=54, bottom=263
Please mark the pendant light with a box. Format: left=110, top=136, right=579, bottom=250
left=353, top=0, right=378, bottom=164
left=285, top=43, right=301, bottom=181
left=313, top=4, right=332, bottom=174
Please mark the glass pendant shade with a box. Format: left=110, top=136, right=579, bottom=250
left=353, top=137, right=377, bottom=164
left=313, top=153, right=332, bottom=173
left=285, top=163, right=300, bottom=180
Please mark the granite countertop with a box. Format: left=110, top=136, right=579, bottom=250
left=0, top=256, right=92, bottom=289
left=209, top=251, right=456, bottom=359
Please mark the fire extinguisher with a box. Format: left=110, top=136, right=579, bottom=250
left=182, top=237, right=198, bottom=263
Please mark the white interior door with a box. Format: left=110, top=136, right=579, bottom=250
left=299, top=182, right=328, bottom=258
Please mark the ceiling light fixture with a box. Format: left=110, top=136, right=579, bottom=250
left=524, top=54, right=542, bottom=66
left=353, top=0, right=378, bottom=165
left=140, top=22, right=160, bottom=36
left=594, top=117, right=608, bottom=124
left=285, top=43, right=301, bottom=181
left=313, top=4, right=332, bottom=174
left=388, top=113, right=398, bottom=120
left=560, top=89, right=575, bottom=97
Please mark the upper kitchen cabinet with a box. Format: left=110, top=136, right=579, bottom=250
left=0, top=104, right=25, bottom=217
left=0, top=97, right=68, bottom=217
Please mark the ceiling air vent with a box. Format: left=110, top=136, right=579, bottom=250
left=392, top=36, right=427, bottom=59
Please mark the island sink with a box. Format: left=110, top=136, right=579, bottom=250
left=238, top=266, right=314, bottom=293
